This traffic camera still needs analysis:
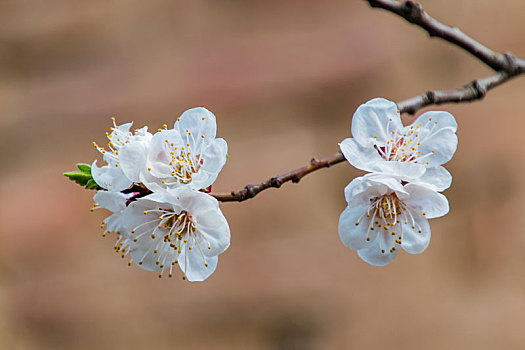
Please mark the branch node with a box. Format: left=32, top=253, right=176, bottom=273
left=503, top=52, right=519, bottom=74
left=270, top=177, right=282, bottom=188
left=468, top=80, right=487, bottom=99
left=244, top=185, right=256, bottom=199
left=291, top=175, right=301, bottom=184
left=403, top=1, right=424, bottom=23
left=424, top=90, right=436, bottom=104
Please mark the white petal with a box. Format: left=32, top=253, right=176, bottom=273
left=140, top=171, right=168, bottom=193
left=338, top=204, right=376, bottom=250
left=415, top=110, right=457, bottom=132
left=175, top=107, right=217, bottom=150
left=342, top=179, right=370, bottom=207
left=362, top=173, right=407, bottom=195
left=147, top=130, right=182, bottom=179
left=119, top=141, right=149, bottom=183
left=194, top=209, right=230, bottom=256
left=340, top=138, right=426, bottom=179
left=169, top=187, right=217, bottom=213
left=129, top=235, right=168, bottom=272
left=93, top=190, right=130, bottom=213
left=412, top=111, right=458, bottom=166
left=128, top=234, right=160, bottom=271
left=191, top=138, right=228, bottom=189
left=374, top=160, right=426, bottom=181
left=93, top=191, right=133, bottom=233
left=104, top=213, right=127, bottom=233
left=400, top=210, right=431, bottom=254
left=178, top=249, right=218, bottom=282
left=417, top=166, right=452, bottom=191
left=132, top=126, right=152, bottom=141
left=357, top=235, right=398, bottom=266
left=351, top=98, right=402, bottom=145
left=339, top=138, right=384, bottom=173
left=91, top=160, right=132, bottom=192
left=121, top=199, right=158, bottom=235
left=143, top=191, right=178, bottom=207
left=404, top=183, right=449, bottom=219
left=114, top=122, right=133, bottom=134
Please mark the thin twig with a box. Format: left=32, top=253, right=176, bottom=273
left=212, top=152, right=346, bottom=202
left=398, top=71, right=512, bottom=115
left=210, top=0, right=525, bottom=202
left=366, top=0, right=525, bottom=73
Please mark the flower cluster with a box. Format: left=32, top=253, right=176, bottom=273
left=338, top=98, right=457, bottom=265
left=64, top=97, right=458, bottom=279
left=90, top=108, right=230, bottom=281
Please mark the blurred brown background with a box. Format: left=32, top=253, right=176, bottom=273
left=1, top=0, right=525, bottom=349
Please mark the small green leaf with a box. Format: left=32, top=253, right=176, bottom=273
left=85, top=178, right=99, bottom=190
left=63, top=171, right=92, bottom=186
left=76, top=163, right=92, bottom=174
left=64, top=163, right=100, bottom=190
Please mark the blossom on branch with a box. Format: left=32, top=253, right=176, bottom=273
left=91, top=118, right=152, bottom=191
left=120, top=188, right=231, bottom=281
left=339, top=98, right=457, bottom=191
left=338, top=174, right=449, bottom=266
left=119, top=107, right=228, bottom=192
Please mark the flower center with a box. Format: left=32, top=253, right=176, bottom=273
left=142, top=209, right=197, bottom=254
left=163, top=128, right=206, bottom=185
left=127, top=207, right=211, bottom=279
left=354, top=193, right=424, bottom=255
left=373, top=117, right=439, bottom=166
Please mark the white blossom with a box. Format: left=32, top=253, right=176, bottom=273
left=91, top=118, right=152, bottom=191
left=338, top=173, right=449, bottom=266
left=119, top=107, right=227, bottom=192
left=120, top=188, right=230, bottom=281
left=339, top=98, right=457, bottom=191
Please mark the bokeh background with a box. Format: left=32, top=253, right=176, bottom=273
left=1, top=0, right=525, bottom=349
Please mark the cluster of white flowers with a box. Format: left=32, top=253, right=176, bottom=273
left=90, top=108, right=230, bottom=281
left=74, top=97, right=458, bottom=280
left=338, top=98, right=457, bottom=265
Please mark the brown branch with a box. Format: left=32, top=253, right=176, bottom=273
left=210, top=0, right=525, bottom=202
left=211, top=152, right=346, bottom=202
left=365, top=0, right=525, bottom=115
left=366, top=0, right=525, bottom=73
left=398, top=71, right=512, bottom=115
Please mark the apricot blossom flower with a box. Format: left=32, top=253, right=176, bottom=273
left=338, top=173, right=449, bottom=266
left=91, top=118, right=152, bottom=191
left=120, top=188, right=230, bottom=281
left=119, top=107, right=227, bottom=192
left=339, top=98, right=457, bottom=191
